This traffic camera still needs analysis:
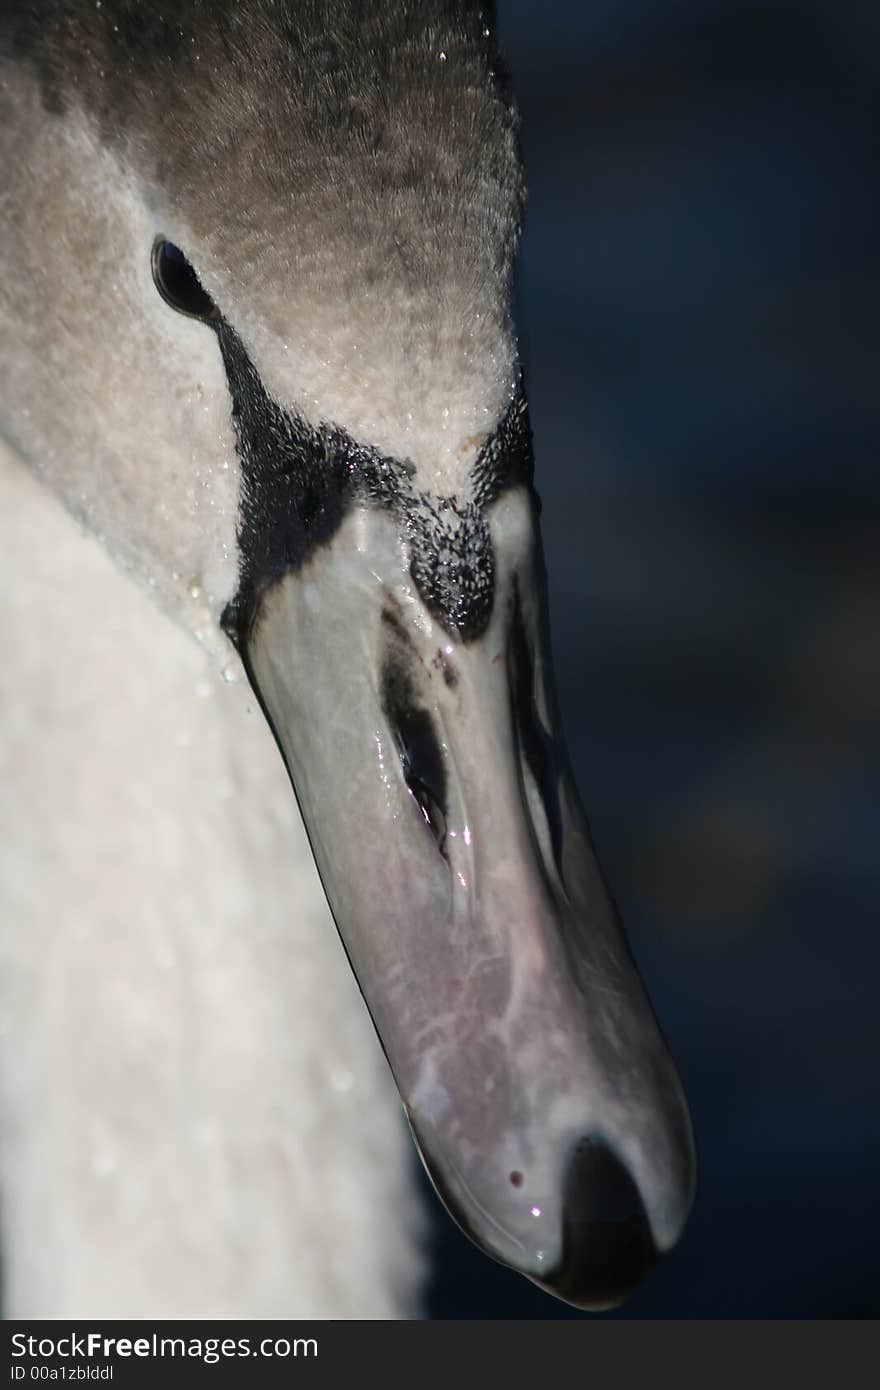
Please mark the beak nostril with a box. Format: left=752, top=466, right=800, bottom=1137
left=381, top=652, right=448, bottom=858
left=509, top=595, right=564, bottom=871
left=405, top=769, right=447, bottom=855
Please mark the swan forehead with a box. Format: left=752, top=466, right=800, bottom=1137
left=210, top=279, right=520, bottom=496
left=215, top=322, right=534, bottom=643
left=12, top=1, right=523, bottom=486
left=176, top=31, right=522, bottom=487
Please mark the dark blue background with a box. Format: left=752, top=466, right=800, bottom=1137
left=426, top=0, right=880, bottom=1318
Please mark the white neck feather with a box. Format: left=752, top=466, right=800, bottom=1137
left=0, top=438, right=424, bottom=1317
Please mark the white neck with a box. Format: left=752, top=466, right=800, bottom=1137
left=0, top=438, right=423, bottom=1317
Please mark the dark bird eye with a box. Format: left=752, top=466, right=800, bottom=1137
left=151, top=237, right=218, bottom=321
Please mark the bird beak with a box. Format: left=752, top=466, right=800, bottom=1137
left=239, top=486, right=696, bottom=1309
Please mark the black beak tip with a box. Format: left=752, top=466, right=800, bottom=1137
left=540, top=1136, right=658, bottom=1311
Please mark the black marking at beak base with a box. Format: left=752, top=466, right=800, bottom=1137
left=408, top=498, right=495, bottom=642
left=208, top=318, right=535, bottom=646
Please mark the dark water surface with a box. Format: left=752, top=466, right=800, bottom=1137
left=427, top=0, right=880, bottom=1318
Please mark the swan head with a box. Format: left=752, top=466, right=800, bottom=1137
left=4, top=1, right=695, bottom=1307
